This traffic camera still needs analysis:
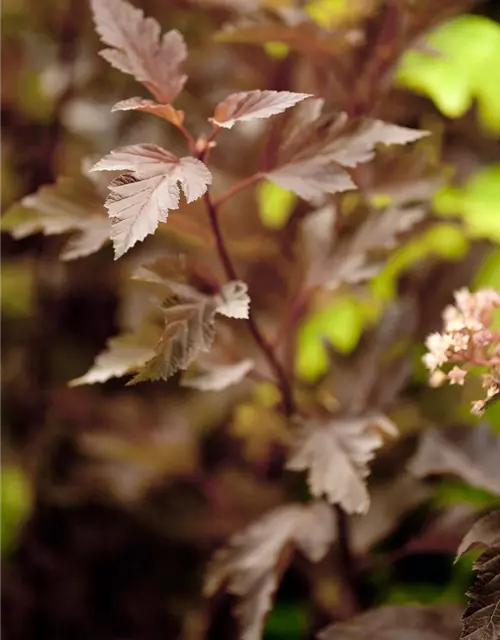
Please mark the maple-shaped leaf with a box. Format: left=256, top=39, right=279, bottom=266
left=408, top=424, right=500, bottom=497
left=301, top=202, right=426, bottom=289
left=92, top=144, right=212, bottom=258
left=265, top=99, right=429, bottom=202
left=457, top=511, right=500, bottom=560
left=318, top=604, right=462, bottom=640
left=204, top=501, right=335, bottom=640
left=129, top=295, right=217, bottom=384
left=69, top=330, right=158, bottom=386
left=210, top=90, right=311, bottom=129
left=180, top=359, right=254, bottom=391
left=456, top=513, right=500, bottom=640
left=129, top=280, right=249, bottom=384
left=1, top=176, right=110, bottom=261
left=460, top=547, right=500, bottom=640
left=111, top=97, right=185, bottom=126
left=91, top=0, right=187, bottom=104
left=286, top=414, right=398, bottom=514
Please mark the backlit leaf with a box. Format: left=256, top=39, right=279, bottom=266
left=210, top=90, right=311, bottom=129
left=287, top=414, right=398, bottom=514
left=91, top=0, right=187, bottom=104
left=111, top=97, right=185, bottom=126
left=434, top=166, right=500, bottom=242
left=257, top=180, right=297, bottom=229
left=92, top=144, right=212, bottom=258
left=204, top=501, right=335, bottom=640
left=397, top=15, right=500, bottom=133
left=70, top=330, right=157, bottom=386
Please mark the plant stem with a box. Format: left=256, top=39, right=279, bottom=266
left=335, top=506, right=361, bottom=615
left=202, top=191, right=296, bottom=416
left=213, top=173, right=262, bottom=209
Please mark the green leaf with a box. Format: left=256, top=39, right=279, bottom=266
left=371, top=224, right=469, bottom=301
left=397, top=15, right=500, bottom=134
left=434, top=166, right=500, bottom=242
left=264, top=601, right=309, bottom=640
left=1, top=465, right=32, bottom=555
left=296, top=297, right=369, bottom=381
left=0, top=259, right=34, bottom=318
left=474, top=248, right=500, bottom=289
left=257, top=180, right=297, bottom=229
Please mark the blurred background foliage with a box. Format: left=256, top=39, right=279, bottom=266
left=2, top=0, right=500, bottom=638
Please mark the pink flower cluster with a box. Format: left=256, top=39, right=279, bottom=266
left=422, top=287, right=500, bottom=415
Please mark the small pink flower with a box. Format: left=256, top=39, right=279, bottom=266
left=448, top=366, right=467, bottom=386
left=423, top=287, right=500, bottom=416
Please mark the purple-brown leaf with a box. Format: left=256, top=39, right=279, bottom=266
left=92, top=144, right=212, bottom=258
left=265, top=100, right=429, bottom=202
left=408, top=424, right=500, bottom=497
left=91, top=0, right=187, bottom=103
left=1, top=175, right=110, bottom=261
left=286, top=414, right=398, bottom=514
left=180, top=359, right=254, bottom=392
left=318, top=604, right=462, bottom=640
left=457, top=511, right=500, bottom=561
left=70, top=330, right=157, bottom=386
left=112, top=97, right=185, bottom=126
left=204, top=502, right=335, bottom=640
left=210, top=90, right=311, bottom=129
left=129, top=280, right=250, bottom=384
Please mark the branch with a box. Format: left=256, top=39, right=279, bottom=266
left=213, top=173, right=262, bottom=209
left=202, top=191, right=296, bottom=416
left=335, top=506, right=362, bottom=615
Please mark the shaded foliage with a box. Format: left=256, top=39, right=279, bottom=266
left=2, top=0, right=500, bottom=639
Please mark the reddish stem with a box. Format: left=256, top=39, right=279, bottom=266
left=213, top=173, right=262, bottom=209
left=202, top=191, right=296, bottom=416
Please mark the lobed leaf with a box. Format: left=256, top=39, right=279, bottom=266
left=180, top=359, right=254, bottom=392
left=91, top=0, right=187, bottom=104
left=111, top=97, right=185, bottom=126
left=302, top=203, right=426, bottom=289
left=461, top=547, right=500, bottom=640
left=265, top=100, right=429, bottom=202
left=204, top=501, right=335, bottom=640
left=129, top=295, right=218, bottom=384
left=409, top=425, right=500, bottom=497
left=1, top=176, right=110, bottom=261
left=457, top=511, right=500, bottom=560
left=286, top=414, right=398, bottom=514
left=92, top=144, right=212, bottom=258
left=69, top=331, right=157, bottom=386
left=210, top=90, right=311, bottom=129
left=318, top=604, right=463, bottom=640
left=129, top=280, right=250, bottom=384
left=457, top=511, right=500, bottom=640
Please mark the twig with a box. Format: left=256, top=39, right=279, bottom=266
left=335, top=506, right=361, bottom=615
left=202, top=191, right=296, bottom=416
left=213, top=173, right=262, bottom=209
